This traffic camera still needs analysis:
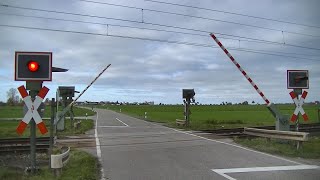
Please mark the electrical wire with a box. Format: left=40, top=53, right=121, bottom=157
left=74, top=0, right=320, bottom=38
left=1, top=12, right=318, bottom=58
left=0, top=23, right=318, bottom=61
left=145, top=0, right=320, bottom=29
left=0, top=3, right=141, bottom=24
left=1, top=4, right=319, bottom=51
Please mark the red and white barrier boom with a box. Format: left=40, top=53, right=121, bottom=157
left=210, top=33, right=289, bottom=131
left=17, top=85, right=49, bottom=135
left=210, top=34, right=270, bottom=105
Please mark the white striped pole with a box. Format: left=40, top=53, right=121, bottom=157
left=73, top=64, right=111, bottom=104
left=210, top=34, right=270, bottom=105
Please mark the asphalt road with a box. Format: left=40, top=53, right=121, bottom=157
left=95, top=108, right=320, bottom=180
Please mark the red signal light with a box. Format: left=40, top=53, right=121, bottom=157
left=28, top=61, right=39, bottom=72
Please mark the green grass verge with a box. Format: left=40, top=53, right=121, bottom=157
left=234, top=137, right=320, bottom=159
left=56, top=119, right=94, bottom=137
left=0, top=120, right=54, bottom=138
left=0, top=106, right=95, bottom=118
left=0, top=119, right=94, bottom=138
left=97, top=104, right=320, bottom=130
left=0, top=150, right=100, bottom=180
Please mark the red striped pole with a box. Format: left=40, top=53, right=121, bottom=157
left=210, top=33, right=270, bottom=105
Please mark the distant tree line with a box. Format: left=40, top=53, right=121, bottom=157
left=219, top=101, right=252, bottom=105
left=5, top=87, right=319, bottom=106
left=6, top=88, right=22, bottom=106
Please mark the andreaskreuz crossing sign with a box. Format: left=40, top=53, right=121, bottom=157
left=289, top=91, right=308, bottom=122
left=16, top=85, right=49, bottom=135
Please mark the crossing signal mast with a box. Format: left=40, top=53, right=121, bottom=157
left=15, top=51, right=110, bottom=174
left=15, top=51, right=68, bottom=174
left=15, top=51, right=53, bottom=174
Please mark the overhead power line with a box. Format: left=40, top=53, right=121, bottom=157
left=74, top=0, right=320, bottom=38
left=0, top=4, right=140, bottom=23
left=1, top=4, right=319, bottom=51
left=0, top=24, right=318, bottom=61
left=145, top=0, right=320, bottom=29
left=1, top=12, right=319, bottom=58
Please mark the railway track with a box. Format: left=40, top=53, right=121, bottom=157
left=0, top=137, right=52, bottom=154
left=1, top=123, right=319, bottom=151
left=196, top=123, right=320, bottom=137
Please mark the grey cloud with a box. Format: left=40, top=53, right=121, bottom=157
left=0, top=0, right=319, bottom=104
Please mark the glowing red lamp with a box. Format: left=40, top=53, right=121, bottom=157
left=28, top=61, right=39, bottom=72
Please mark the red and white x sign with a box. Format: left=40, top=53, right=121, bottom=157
left=289, top=91, right=308, bottom=122
left=16, top=85, right=49, bottom=135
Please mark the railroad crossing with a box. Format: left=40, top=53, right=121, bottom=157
left=95, top=108, right=320, bottom=180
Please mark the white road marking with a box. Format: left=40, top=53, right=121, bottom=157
left=212, top=165, right=320, bottom=180
left=214, top=172, right=236, bottom=180
left=94, top=110, right=106, bottom=180
left=115, top=117, right=129, bottom=127
left=98, top=118, right=129, bottom=127
left=99, top=125, right=129, bottom=128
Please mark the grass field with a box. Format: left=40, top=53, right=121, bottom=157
left=0, top=119, right=94, bottom=138
left=0, top=105, right=95, bottom=138
left=97, top=104, right=320, bottom=130
left=0, top=150, right=100, bottom=180
left=235, top=137, right=320, bottom=159
left=0, top=105, right=96, bottom=118
left=56, top=119, right=94, bottom=138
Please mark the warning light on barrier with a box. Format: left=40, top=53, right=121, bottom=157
left=28, top=61, right=39, bottom=72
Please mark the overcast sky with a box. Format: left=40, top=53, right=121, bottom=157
left=0, top=0, right=319, bottom=104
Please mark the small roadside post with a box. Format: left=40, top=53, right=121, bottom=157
left=317, top=104, right=320, bottom=122
left=287, top=70, right=309, bottom=150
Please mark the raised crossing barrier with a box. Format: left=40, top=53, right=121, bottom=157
left=244, top=127, right=309, bottom=142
